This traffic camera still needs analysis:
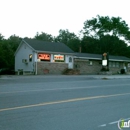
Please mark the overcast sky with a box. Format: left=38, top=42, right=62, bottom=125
left=0, top=0, right=130, bottom=38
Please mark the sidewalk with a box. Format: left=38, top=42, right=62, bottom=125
left=91, top=74, right=130, bottom=79
left=0, top=74, right=130, bottom=79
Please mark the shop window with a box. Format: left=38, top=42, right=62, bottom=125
left=29, top=54, right=32, bottom=62
left=54, top=55, right=65, bottom=62
left=38, top=53, right=50, bottom=62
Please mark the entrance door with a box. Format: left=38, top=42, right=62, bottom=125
left=68, top=57, right=73, bottom=69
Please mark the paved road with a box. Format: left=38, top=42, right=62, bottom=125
left=0, top=75, right=130, bottom=130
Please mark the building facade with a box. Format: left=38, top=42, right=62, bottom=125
left=15, top=39, right=74, bottom=75
left=15, top=39, right=130, bottom=75
left=74, top=53, right=130, bottom=74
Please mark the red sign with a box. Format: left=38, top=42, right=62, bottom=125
left=38, top=54, right=50, bottom=60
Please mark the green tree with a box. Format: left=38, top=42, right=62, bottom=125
left=0, top=34, right=6, bottom=68
left=0, top=35, right=21, bottom=69
left=55, top=29, right=81, bottom=52
left=8, top=35, right=21, bottom=51
left=7, top=35, right=21, bottom=69
left=83, top=15, right=130, bottom=41
left=99, top=35, right=128, bottom=55
left=34, top=32, right=54, bottom=42
left=81, top=15, right=130, bottom=56
left=55, top=29, right=75, bottom=44
left=81, top=36, right=99, bottom=53
left=0, top=34, right=4, bottom=41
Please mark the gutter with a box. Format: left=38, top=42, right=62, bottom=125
left=36, top=51, right=75, bottom=55
left=74, top=57, right=130, bottom=62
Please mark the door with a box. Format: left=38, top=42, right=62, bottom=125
left=68, top=57, right=73, bottom=69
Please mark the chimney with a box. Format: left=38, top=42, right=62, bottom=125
left=79, top=46, right=82, bottom=53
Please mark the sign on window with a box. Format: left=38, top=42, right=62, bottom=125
left=38, top=54, right=50, bottom=61
left=54, top=55, right=64, bottom=61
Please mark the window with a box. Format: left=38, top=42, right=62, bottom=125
left=128, top=63, right=130, bottom=68
left=53, top=55, right=65, bottom=62
left=38, top=53, right=50, bottom=62
left=112, top=62, right=115, bottom=67
left=29, top=54, right=32, bottom=62
left=109, top=62, right=119, bottom=67
left=109, top=62, right=112, bottom=67
left=116, top=62, right=119, bottom=67
left=69, top=57, right=72, bottom=62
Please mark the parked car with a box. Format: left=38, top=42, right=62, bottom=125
left=0, top=68, right=15, bottom=75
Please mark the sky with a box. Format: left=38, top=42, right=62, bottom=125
left=0, top=0, right=130, bottom=39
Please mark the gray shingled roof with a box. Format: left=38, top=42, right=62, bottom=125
left=23, top=39, right=74, bottom=53
left=75, top=53, right=130, bottom=62
left=22, top=39, right=130, bottom=62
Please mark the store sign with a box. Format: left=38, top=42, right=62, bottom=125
left=38, top=54, right=50, bottom=60
left=54, top=55, right=64, bottom=61
left=102, top=60, right=107, bottom=66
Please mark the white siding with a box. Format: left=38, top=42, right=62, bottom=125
left=15, top=42, right=35, bottom=72
left=50, top=54, right=53, bottom=62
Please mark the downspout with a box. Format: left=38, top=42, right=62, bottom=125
left=35, top=52, right=38, bottom=75
left=35, top=61, right=37, bottom=75
left=79, top=46, right=82, bottom=53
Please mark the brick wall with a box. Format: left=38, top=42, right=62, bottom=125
left=74, top=60, right=102, bottom=74
left=37, top=61, right=127, bottom=75
left=37, top=62, right=68, bottom=74
left=109, top=62, right=124, bottom=74
left=74, top=60, right=125, bottom=74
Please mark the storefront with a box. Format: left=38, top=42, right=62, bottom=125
left=36, top=53, right=74, bottom=74
left=15, top=39, right=74, bottom=75
left=74, top=53, right=130, bottom=74
left=15, top=39, right=130, bottom=75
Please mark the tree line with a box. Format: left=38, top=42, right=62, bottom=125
left=0, top=15, right=130, bottom=69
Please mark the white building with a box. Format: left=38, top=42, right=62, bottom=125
left=15, top=39, right=74, bottom=75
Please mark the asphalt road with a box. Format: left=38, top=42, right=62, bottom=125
left=0, top=75, right=130, bottom=130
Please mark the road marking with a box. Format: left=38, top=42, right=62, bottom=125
left=98, top=117, right=130, bottom=127
left=98, top=124, right=106, bottom=127
left=0, top=83, right=130, bottom=94
left=0, top=92, right=130, bottom=112
left=109, top=121, right=118, bottom=125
